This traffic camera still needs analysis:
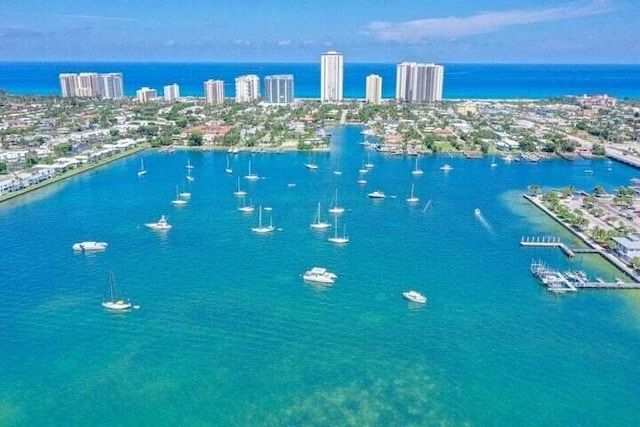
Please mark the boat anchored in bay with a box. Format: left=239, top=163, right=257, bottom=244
left=303, top=267, right=337, bottom=284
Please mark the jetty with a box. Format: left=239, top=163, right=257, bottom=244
left=520, top=236, right=599, bottom=257
left=530, top=260, right=640, bottom=293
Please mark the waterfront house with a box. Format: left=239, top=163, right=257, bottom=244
left=611, top=235, right=640, bottom=263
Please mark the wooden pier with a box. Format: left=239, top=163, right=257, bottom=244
left=520, top=236, right=598, bottom=257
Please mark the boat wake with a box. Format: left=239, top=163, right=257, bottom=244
left=475, top=209, right=494, bottom=234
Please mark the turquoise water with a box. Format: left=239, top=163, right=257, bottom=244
left=2, top=126, right=640, bottom=425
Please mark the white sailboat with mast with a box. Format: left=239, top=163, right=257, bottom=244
left=412, top=157, right=424, bottom=175
left=233, top=176, right=247, bottom=197
left=245, top=160, right=259, bottom=181
left=310, top=202, right=331, bottom=229
left=252, top=205, right=275, bottom=234
left=225, top=155, right=233, bottom=174
left=102, top=271, right=133, bottom=311
left=137, top=157, right=147, bottom=177
left=328, top=189, right=345, bottom=214
left=406, top=183, right=419, bottom=203
left=328, top=215, right=349, bottom=244
left=172, top=185, right=187, bottom=206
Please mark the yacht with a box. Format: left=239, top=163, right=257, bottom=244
left=303, top=267, right=338, bottom=284
left=102, top=272, right=133, bottom=311
left=440, top=164, right=453, bottom=171
left=310, top=202, right=331, bottom=229
left=251, top=206, right=275, bottom=234
left=72, top=241, right=108, bottom=252
left=145, top=215, right=172, bottom=231
left=367, top=190, right=386, bottom=199
left=402, top=290, right=427, bottom=304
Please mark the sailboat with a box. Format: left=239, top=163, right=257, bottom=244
left=364, top=152, right=374, bottom=169
left=406, top=183, right=419, bottom=203
left=102, top=271, right=133, bottom=310
left=328, top=189, right=345, bottom=214
left=186, top=158, right=195, bottom=169
left=358, top=160, right=368, bottom=174
left=172, top=185, right=187, bottom=205
left=310, top=202, right=331, bottom=229
left=304, top=155, right=318, bottom=170
left=490, top=155, right=498, bottom=168
left=225, top=155, right=233, bottom=174
left=238, top=195, right=255, bottom=213
left=328, top=215, right=349, bottom=244
left=252, top=205, right=275, bottom=233
left=186, top=167, right=195, bottom=182
left=179, top=182, right=191, bottom=199
left=357, top=171, right=367, bottom=185
left=333, top=165, right=342, bottom=175
left=137, top=157, right=147, bottom=177
left=234, top=176, right=247, bottom=196
left=412, top=157, right=424, bottom=175
left=245, top=160, right=259, bottom=181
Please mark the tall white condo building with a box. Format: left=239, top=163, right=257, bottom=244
left=396, top=62, right=444, bottom=104
left=163, top=83, right=180, bottom=102
left=235, top=75, right=260, bottom=103
left=320, top=51, right=343, bottom=102
left=365, top=74, right=382, bottom=104
left=59, top=72, right=123, bottom=99
left=204, top=79, right=225, bottom=105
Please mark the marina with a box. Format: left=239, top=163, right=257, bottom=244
left=530, top=260, right=640, bottom=293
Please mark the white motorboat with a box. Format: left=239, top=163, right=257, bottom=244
left=328, top=189, right=345, bottom=214
left=403, top=290, right=427, bottom=304
left=72, top=241, right=108, bottom=252
left=440, top=164, right=453, bottom=171
left=412, top=157, right=424, bottom=175
left=303, top=267, right=338, bottom=284
left=245, top=160, right=260, bottom=181
left=406, top=183, right=419, bottom=203
left=251, top=206, right=275, bottom=234
left=310, top=202, right=331, bottom=229
left=145, top=215, right=172, bottom=231
left=474, top=208, right=481, bottom=216
left=172, top=185, right=187, bottom=206
left=368, top=190, right=386, bottom=199
left=102, top=271, right=133, bottom=311
left=234, top=177, right=247, bottom=197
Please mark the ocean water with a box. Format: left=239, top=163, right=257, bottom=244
left=2, top=62, right=640, bottom=99
left=1, top=126, right=640, bottom=425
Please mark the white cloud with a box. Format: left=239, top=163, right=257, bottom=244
left=277, top=39, right=292, bottom=46
left=364, top=0, right=612, bottom=42
left=232, top=39, right=251, bottom=46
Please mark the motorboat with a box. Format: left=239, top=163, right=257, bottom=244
left=145, top=215, right=172, bottom=231
left=403, top=290, right=427, bottom=304
left=303, top=267, right=338, bottom=284
left=72, top=241, right=108, bottom=252
left=440, top=164, right=453, bottom=171
left=102, top=271, right=133, bottom=311
left=474, top=208, right=481, bottom=216
left=367, top=190, right=386, bottom=199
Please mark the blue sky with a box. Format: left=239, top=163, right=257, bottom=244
left=0, top=0, right=638, bottom=63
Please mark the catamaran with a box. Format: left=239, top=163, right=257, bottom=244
left=251, top=205, right=275, bottom=234
left=310, top=202, right=331, bottom=229
left=328, top=189, right=345, bottom=214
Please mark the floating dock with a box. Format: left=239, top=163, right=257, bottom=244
left=520, top=236, right=599, bottom=258
left=530, top=260, right=640, bottom=294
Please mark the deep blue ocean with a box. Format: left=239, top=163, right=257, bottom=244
left=2, top=126, right=640, bottom=424
left=1, top=62, right=640, bottom=99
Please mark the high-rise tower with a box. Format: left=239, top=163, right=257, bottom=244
left=320, top=51, right=344, bottom=102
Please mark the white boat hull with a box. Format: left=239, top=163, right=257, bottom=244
left=72, top=242, right=108, bottom=251
left=403, top=291, right=427, bottom=304
left=102, top=301, right=132, bottom=310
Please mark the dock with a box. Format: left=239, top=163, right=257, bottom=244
left=520, top=236, right=599, bottom=258
left=530, top=260, right=640, bottom=294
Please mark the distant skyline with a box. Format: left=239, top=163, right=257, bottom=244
left=1, top=0, right=639, bottom=63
